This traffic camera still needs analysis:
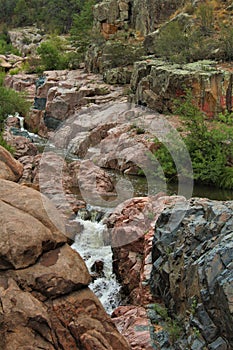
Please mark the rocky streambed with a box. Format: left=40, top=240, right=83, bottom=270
left=1, top=67, right=232, bottom=349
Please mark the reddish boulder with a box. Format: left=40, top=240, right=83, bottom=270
left=0, top=145, right=23, bottom=181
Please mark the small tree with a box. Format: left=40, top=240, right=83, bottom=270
left=70, top=0, right=96, bottom=61
left=220, top=26, right=233, bottom=61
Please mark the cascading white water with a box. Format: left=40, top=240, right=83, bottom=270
left=15, top=112, right=25, bottom=131
left=71, top=217, right=122, bottom=315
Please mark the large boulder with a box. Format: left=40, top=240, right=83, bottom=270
left=106, top=195, right=233, bottom=349
left=0, top=179, right=130, bottom=350
left=0, top=146, right=23, bottom=181
left=0, top=179, right=67, bottom=269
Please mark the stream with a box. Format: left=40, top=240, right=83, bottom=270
left=71, top=214, right=122, bottom=315
left=8, top=114, right=233, bottom=314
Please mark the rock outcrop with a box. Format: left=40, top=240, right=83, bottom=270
left=150, top=197, right=233, bottom=349
left=107, top=195, right=233, bottom=349
left=0, top=54, right=26, bottom=72
left=130, top=59, right=233, bottom=117
left=93, top=0, right=185, bottom=36
left=0, top=145, right=23, bottom=181
left=8, top=26, right=43, bottom=56
left=0, top=179, right=130, bottom=350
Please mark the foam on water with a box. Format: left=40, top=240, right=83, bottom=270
left=71, top=217, right=122, bottom=315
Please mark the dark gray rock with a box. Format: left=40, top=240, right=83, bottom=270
left=150, top=198, right=233, bottom=349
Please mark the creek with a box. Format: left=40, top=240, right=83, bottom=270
left=9, top=114, right=233, bottom=315
left=71, top=214, right=122, bottom=315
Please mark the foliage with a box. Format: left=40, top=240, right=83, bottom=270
left=70, top=0, right=97, bottom=62
left=0, top=72, right=30, bottom=130
left=196, top=3, right=214, bottom=35
left=154, top=90, right=233, bottom=189
left=153, top=3, right=233, bottom=63
left=155, top=21, right=191, bottom=64
left=0, top=28, right=20, bottom=55
left=0, top=0, right=94, bottom=34
left=153, top=303, right=183, bottom=344
left=220, top=26, right=233, bottom=61
left=0, top=132, right=15, bottom=153
left=153, top=139, right=176, bottom=181
left=37, top=36, right=70, bottom=70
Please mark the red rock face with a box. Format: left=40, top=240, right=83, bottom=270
left=105, top=195, right=187, bottom=349
left=106, top=195, right=185, bottom=304
left=112, top=306, right=156, bottom=350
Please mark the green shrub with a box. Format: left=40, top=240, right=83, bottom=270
left=70, top=0, right=96, bottom=62
left=196, top=3, right=214, bottom=36
left=220, top=26, right=233, bottom=61
left=155, top=21, right=191, bottom=64
left=154, top=90, right=233, bottom=189
left=0, top=132, right=14, bottom=153
left=37, top=36, right=70, bottom=70
left=0, top=72, right=30, bottom=130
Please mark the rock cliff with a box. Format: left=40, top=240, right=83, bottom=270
left=107, top=195, right=233, bottom=349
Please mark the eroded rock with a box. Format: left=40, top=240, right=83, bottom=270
left=150, top=197, right=233, bottom=349
left=0, top=145, right=23, bottom=181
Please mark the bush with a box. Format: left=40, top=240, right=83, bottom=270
left=220, top=26, right=233, bottom=61
left=0, top=72, right=30, bottom=130
left=155, top=21, right=191, bottom=64
left=37, top=36, right=70, bottom=70
left=196, top=3, right=214, bottom=36
left=154, top=90, right=233, bottom=189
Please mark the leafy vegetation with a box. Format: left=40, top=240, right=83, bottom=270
left=0, top=72, right=30, bottom=151
left=154, top=2, right=233, bottom=63
left=0, top=27, right=19, bottom=55
left=70, top=0, right=98, bottom=62
left=153, top=303, right=183, bottom=344
left=37, top=36, right=70, bottom=71
left=0, top=0, right=97, bottom=34
left=154, top=90, right=233, bottom=189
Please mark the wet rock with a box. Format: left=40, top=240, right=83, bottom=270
left=0, top=145, right=23, bottom=181
left=4, top=134, right=38, bottom=158
left=105, top=195, right=184, bottom=304
left=91, top=260, right=105, bottom=281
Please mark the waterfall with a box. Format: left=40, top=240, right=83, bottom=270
left=15, top=112, right=25, bottom=131
left=72, top=217, right=122, bottom=315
